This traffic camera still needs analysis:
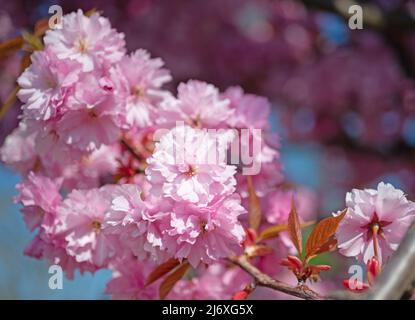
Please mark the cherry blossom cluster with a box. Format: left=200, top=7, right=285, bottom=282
left=1, top=9, right=415, bottom=300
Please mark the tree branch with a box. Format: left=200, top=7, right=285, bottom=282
left=120, top=137, right=142, bottom=161
left=228, top=255, right=324, bottom=300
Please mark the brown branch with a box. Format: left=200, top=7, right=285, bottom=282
left=120, top=138, right=142, bottom=161
left=228, top=255, right=324, bottom=300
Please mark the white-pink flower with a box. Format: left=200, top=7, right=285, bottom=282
left=55, top=186, right=118, bottom=267
left=223, top=86, right=271, bottom=130
left=104, top=184, right=170, bottom=261
left=146, top=125, right=236, bottom=205
left=0, top=122, right=37, bottom=174
left=24, top=230, right=97, bottom=279
left=17, top=48, right=81, bottom=121
left=111, top=49, right=171, bottom=128
left=157, top=80, right=233, bottom=128
left=164, top=194, right=246, bottom=267
left=57, top=74, right=121, bottom=152
left=44, top=9, right=125, bottom=72
left=336, top=182, right=415, bottom=264
left=15, top=172, right=62, bottom=231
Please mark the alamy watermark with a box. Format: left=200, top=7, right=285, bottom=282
left=348, top=5, right=363, bottom=30
left=48, top=5, right=63, bottom=30
left=153, top=122, right=264, bottom=176
left=48, top=264, right=63, bottom=290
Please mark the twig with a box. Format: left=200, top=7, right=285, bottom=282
left=121, top=138, right=142, bottom=161
left=228, top=255, right=324, bottom=300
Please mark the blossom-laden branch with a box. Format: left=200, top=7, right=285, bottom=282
left=228, top=255, right=324, bottom=300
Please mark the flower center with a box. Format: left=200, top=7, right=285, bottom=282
left=91, top=220, right=102, bottom=233
left=76, top=38, right=89, bottom=53
left=88, top=109, right=99, bottom=118
left=362, top=212, right=391, bottom=241
left=187, top=115, right=201, bottom=128
left=45, top=76, right=58, bottom=89
left=185, top=165, right=198, bottom=177
left=200, top=219, right=208, bottom=233
left=49, top=129, right=59, bottom=142
left=132, top=85, right=145, bottom=98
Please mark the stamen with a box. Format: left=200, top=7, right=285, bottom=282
left=91, top=220, right=102, bottom=233
left=372, top=223, right=380, bottom=259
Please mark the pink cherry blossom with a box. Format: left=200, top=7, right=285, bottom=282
left=111, top=49, right=171, bottom=128
left=44, top=9, right=126, bottom=72
left=14, top=172, right=62, bottom=231
left=263, top=187, right=317, bottom=226
left=104, top=184, right=171, bottom=261
left=17, top=48, right=81, bottom=121
left=24, top=230, right=97, bottom=280
left=0, top=122, right=37, bottom=174
left=57, top=74, right=121, bottom=152
left=146, top=125, right=236, bottom=205
left=336, top=182, right=415, bottom=264
left=164, top=194, right=246, bottom=267
left=223, top=86, right=271, bottom=130
left=55, top=186, right=118, bottom=267
left=157, top=80, right=233, bottom=128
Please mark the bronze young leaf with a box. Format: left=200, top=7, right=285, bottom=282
left=145, top=257, right=180, bottom=286
left=258, top=220, right=315, bottom=242
left=288, top=198, right=303, bottom=257
left=247, top=176, right=262, bottom=231
left=159, top=261, right=190, bottom=299
left=305, top=209, right=347, bottom=261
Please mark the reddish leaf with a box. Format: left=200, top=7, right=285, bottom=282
left=309, top=264, right=331, bottom=275
left=247, top=176, right=262, bottom=231
left=281, top=255, right=303, bottom=274
left=145, top=258, right=180, bottom=286
left=307, top=238, right=338, bottom=261
left=0, top=86, right=19, bottom=120
left=34, top=18, right=49, bottom=37
left=258, top=220, right=315, bottom=242
left=287, top=198, right=302, bottom=257
left=0, top=37, right=24, bottom=60
left=305, top=209, right=347, bottom=260
left=20, top=52, right=32, bottom=72
left=159, top=261, right=190, bottom=299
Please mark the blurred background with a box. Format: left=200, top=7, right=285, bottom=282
left=1, top=0, right=415, bottom=298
